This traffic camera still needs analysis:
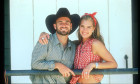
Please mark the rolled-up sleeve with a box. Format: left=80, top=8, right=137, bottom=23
left=31, top=41, right=55, bottom=71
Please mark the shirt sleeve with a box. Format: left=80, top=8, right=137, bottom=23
left=31, top=41, right=55, bottom=71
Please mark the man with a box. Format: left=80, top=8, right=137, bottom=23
left=30, top=8, right=80, bottom=83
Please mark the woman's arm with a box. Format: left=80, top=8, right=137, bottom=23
left=92, top=39, right=118, bottom=69
left=81, top=39, right=117, bottom=80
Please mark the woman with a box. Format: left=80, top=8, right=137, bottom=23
left=39, top=12, right=118, bottom=84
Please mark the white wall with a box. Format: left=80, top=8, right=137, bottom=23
left=109, top=0, right=132, bottom=83
left=10, top=0, right=132, bottom=83
left=10, top=0, right=33, bottom=83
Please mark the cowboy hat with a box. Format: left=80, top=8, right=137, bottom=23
left=45, top=8, right=80, bottom=34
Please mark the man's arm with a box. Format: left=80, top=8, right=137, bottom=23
left=31, top=41, right=55, bottom=71
left=38, top=32, right=79, bottom=45
left=39, top=32, right=50, bottom=45
left=31, top=41, right=75, bottom=77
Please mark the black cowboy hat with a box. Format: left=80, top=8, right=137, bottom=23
left=45, top=8, right=80, bottom=34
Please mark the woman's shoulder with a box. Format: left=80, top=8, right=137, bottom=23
left=92, top=39, right=104, bottom=47
left=92, top=39, right=102, bottom=44
left=92, top=39, right=106, bottom=54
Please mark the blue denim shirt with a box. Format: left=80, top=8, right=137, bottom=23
left=30, top=33, right=76, bottom=84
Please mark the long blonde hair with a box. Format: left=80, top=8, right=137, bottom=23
left=77, top=15, right=105, bottom=45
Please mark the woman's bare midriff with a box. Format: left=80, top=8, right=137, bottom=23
left=78, top=75, right=103, bottom=84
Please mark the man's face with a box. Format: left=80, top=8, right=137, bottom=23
left=53, top=17, right=72, bottom=36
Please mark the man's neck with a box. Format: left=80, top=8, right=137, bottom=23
left=56, top=33, right=68, bottom=47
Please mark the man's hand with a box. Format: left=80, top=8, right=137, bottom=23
left=39, top=32, right=50, bottom=45
left=55, top=63, right=75, bottom=77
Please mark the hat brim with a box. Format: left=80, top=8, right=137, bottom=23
left=45, top=14, right=80, bottom=34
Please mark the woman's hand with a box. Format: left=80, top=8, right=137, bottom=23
left=82, top=63, right=95, bottom=79
left=81, top=63, right=104, bottom=82
left=39, top=32, right=50, bottom=45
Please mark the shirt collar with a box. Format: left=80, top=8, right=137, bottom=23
left=81, top=38, right=93, bottom=46
left=52, top=33, right=72, bottom=48
left=53, top=33, right=60, bottom=45
left=67, top=39, right=72, bottom=48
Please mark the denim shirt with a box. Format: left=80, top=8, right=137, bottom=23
left=30, top=33, right=76, bottom=84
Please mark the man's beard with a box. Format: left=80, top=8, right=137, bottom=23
left=56, top=27, right=71, bottom=36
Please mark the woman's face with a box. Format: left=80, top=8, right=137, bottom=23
left=79, top=19, right=95, bottom=40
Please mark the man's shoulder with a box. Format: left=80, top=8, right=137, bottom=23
left=68, top=40, right=76, bottom=48
left=49, top=33, right=58, bottom=42
left=47, top=34, right=53, bottom=42
left=70, top=41, right=76, bottom=45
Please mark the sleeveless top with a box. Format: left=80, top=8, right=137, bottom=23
left=70, top=39, right=103, bottom=83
